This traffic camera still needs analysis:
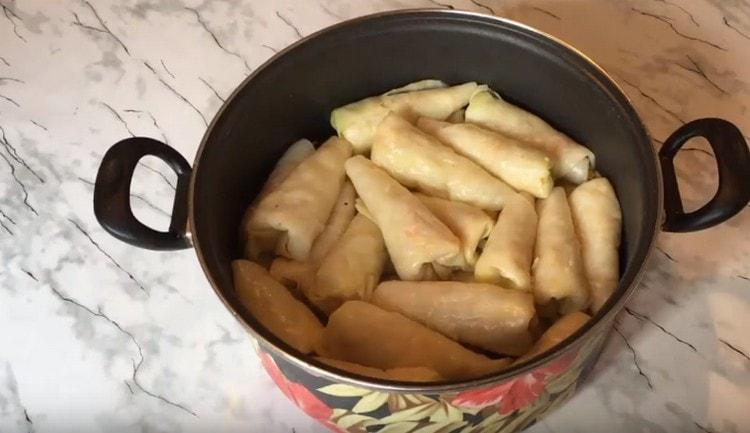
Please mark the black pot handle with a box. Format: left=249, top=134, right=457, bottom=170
left=659, top=118, right=750, bottom=232
left=94, top=137, right=192, bottom=250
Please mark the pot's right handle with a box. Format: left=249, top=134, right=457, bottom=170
left=94, top=137, right=192, bottom=250
left=659, top=118, right=750, bottom=232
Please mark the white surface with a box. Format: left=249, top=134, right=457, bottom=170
left=0, top=1, right=748, bottom=432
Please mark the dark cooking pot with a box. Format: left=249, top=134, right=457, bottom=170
left=93, top=10, right=750, bottom=433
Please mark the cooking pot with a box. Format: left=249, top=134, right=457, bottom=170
left=92, top=10, right=750, bottom=433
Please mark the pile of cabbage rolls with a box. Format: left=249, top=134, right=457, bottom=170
left=234, top=80, right=622, bottom=382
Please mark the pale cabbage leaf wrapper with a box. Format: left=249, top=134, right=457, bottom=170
left=331, top=80, right=480, bottom=153
left=465, top=90, right=595, bottom=184
left=569, top=177, right=622, bottom=313
left=418, top=118, right=553, bottom=198
left=269, top=181, right=357, bottom=305
left=415, top=193, right=493, bottom=268
left=533, top=187, right=591, bottom=314
left=240, top=139, right=315, bottom=259
left=371, top=114, right=516, bottom=211
left=312, top=213, right=388, bottom=313
left=475, top=192, right=537, bottom=291
left=244, top=137, right=352, bottom=261
left=345, top=155, right=462, bottom=281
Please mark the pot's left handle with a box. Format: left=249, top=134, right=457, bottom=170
left=94, top=137, right=192, bottom=250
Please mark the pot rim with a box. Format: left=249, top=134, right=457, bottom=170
left=188, top=8, right=663, bottom=393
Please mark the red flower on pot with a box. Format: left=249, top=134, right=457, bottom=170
left=260, top=352, right=344, bottom=432
left=451, top=351, right=577, bottom=414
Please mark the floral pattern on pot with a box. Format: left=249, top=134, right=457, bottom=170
left=260, top=352, right=346, bottom=432
left=449, top=351, right=577, bottom=415
left=258, top=331, right=607, bottom=433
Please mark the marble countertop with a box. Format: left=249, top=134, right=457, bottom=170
left=1, top=0, right=748, bottom=432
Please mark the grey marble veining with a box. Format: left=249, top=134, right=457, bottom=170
left=0, top=1, right=748, bottom=432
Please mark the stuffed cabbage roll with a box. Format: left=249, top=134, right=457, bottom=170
left=475, top=192, right=537, bottom=291
left=330, top=80, right=479, bottom=153
left=533, top=187, right=591, bottom=314
left=317, top=301, right=510, bottom=380
left=355, top=197, right=447, bottom=291
left=269, top=181, right=357, bottom=295
left=240, top=139, right=316, bottom=259
left=259, top=139, right=316, bottom=198
left=417, top=118, right=554, bottom=198
left=415, top=193, right=493, bottom=268
left=371, top=114, right=516, bottom=210
left=345, top=156, right=462, bottom=280
left=465, top=90, right=595, bottom=184
left=381, top=81, right=479, bottom=123
left=516, top=311, right=590, bottom=363
left=232, top=260, right=323, bottom=354
left=569, top=177, right=622, bottom=313
left=312, top=213, right=388, bottom=313
left=372, top=281, right=536, bottom=356
left=316, top=357, right=443, bottom=382
left=245, top=137, right=352, bottom=261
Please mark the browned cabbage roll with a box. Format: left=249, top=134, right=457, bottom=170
left=317, top=301, right=510, bottom=380
left=232, top=260, right=323, bottom=353
left=239, top=139, right=315, bottom=258
left=415, top=193, right=493, bottom=268
left=516, top=311, right=590, bottom=363
left=533, top=187, right=591, bottom=315
left=569, top=177, right=622, bottom=313
left=371, top=114, right=516, bottom=210
left=345, top=155, right=462, bottom=280
left=475, top=192, right=537, bottom=291
left=465, top=90, right=595, bottom=184
left=269, top=181, right=357, bottom=297
left=417, top=118, right=554, bottom=198
left=316, top=357, right=443, bottom=382
left=372, top=281, right=536, bottom=356
left=244, top=137, right=352, bottom=261
left=312, top=213, right=388, bottom=313
left=330, top=80, right=480, bottom=153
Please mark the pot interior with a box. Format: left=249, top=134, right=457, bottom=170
left=191, top=10, right=658, bottom=385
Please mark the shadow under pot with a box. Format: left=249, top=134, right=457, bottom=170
left=92, top=10, right=750, bottom=433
